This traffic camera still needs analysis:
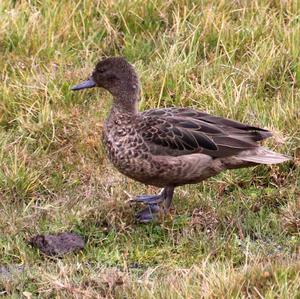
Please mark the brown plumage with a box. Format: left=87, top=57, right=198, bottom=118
left=72, top=57, right=290, bottom=223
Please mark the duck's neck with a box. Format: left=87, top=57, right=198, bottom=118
left=107, top=96, right=138, bottom=126
left=111, top=92, right=139, bottom=115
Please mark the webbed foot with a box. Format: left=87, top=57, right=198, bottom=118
left=133, top=187, right=175, bottom=223
left=131, top=194, right=164, bottom=205
left=135, top=204, right=162, bottom=223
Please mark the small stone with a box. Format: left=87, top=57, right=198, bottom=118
left=23, top=291, right=32, bottom=299
left=29, top=232, right=85, bottom=256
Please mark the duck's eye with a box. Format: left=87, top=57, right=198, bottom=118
left=98, top=68, right=105, bottom=74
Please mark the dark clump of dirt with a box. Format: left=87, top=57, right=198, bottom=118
left=29, top=232, right=85, bottom=256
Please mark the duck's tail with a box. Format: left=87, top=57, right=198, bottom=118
left=238, top=147, right=291, bottom=164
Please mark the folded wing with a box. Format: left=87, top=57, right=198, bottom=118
left=139, top=107, right=272, bottom=158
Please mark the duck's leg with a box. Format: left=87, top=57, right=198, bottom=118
left=135, top=186, right=175, bottom=223
left=163, top=186, right=175, bottom=210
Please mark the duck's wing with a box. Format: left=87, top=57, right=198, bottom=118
left=139, top=107, right=272, bottom=158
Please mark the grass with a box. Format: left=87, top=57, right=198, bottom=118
left=0, top=0, right=299, bottom=297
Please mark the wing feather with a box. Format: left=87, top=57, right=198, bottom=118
left=140, top=107, right=272, bottom=158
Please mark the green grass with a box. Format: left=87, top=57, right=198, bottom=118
left=0, top=0, right=300, bottom=297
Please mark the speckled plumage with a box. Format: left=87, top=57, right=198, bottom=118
left=102, top=107, right=256, bottom=188
left=72, top=57, right=290, bottom=222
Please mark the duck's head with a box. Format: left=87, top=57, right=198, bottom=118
left=71, top=57, right=140, bottom=109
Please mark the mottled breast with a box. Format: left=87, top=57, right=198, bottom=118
left=102, top=117, right=152, bottom=180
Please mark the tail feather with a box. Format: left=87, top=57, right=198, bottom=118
left=238, top=147, right=291, bottom=164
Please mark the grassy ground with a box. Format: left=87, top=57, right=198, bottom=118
left=0, top=0, right=299, bottom=297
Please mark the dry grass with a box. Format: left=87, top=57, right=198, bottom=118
left=0, top=0, right=299, bottom=297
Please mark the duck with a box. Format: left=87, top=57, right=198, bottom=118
left=71, top=57, right=290, bottom=223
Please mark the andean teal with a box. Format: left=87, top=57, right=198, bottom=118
left=72, top=57, right=290, bottom=223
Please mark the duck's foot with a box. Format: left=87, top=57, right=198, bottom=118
left=135, top=204, right=162, bottom=223
left=131, top=193, right=164, bottom=205
left=134, top=187, right=175, bottom=223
